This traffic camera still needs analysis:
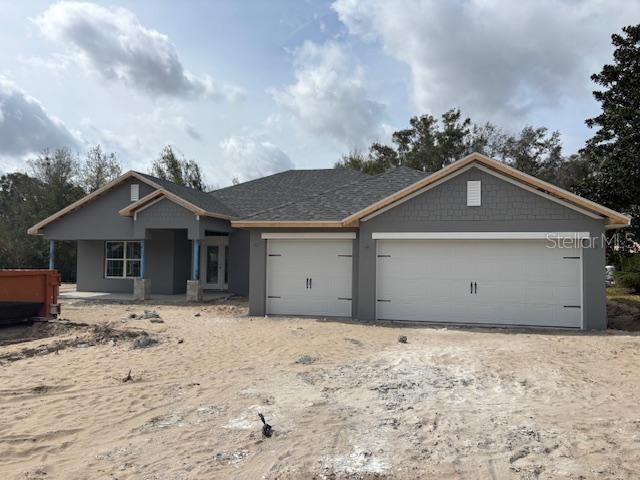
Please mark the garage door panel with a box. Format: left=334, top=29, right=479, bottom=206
left=376, top=239, right=582, bottom=328
left=267, top=239, right=352, bottom=317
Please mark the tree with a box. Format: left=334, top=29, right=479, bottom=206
left=28, top=148, right=84, bottom=209
left=151, top=145, right=207, bottom=190
left=578, top=24, right=640, bottom=253
left=0, top=173, right=48, bottom=270
left=79, top=145, right=122, bottom=192
left=499, top=126, right=564, bottom=180
left=336, top=109, right=572, bottom=184
left=23, top=149, right=85, bottom=281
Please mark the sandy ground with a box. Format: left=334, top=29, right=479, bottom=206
left=1, top=301, right=640, bottom=480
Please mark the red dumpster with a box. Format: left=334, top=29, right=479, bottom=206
left=0, top=270, right=61, bottom=321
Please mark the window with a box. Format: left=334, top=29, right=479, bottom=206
left=105, top=241, right=142, bottom=278
left=467, top=180, right=481, bottom=206
left=130, top=184, right=140, bottom=201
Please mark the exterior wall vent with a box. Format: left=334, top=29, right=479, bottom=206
left=466, top=180, right=481, bottom=206
left=130, top=184, right=140, bottom=202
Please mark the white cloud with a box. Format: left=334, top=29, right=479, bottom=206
left=272, top=41, right=386, bottom=148
left=220, top=136, right=294, bottom=182
left=0, top=76, right=81, bottom=162
left=35, top=1, right=245, bottom=101
left=332, top=0, right=640, bottom=123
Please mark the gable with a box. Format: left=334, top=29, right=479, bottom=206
left=347, top=153, right=630, bottom=227
left=38, top=178, right=155, bottom=240
left=363, top=166, right=605, bottom=231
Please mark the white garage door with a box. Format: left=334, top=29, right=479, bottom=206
left=376, top=240, right=582, bottom=328
left=266, top=239, right=353, bottom=317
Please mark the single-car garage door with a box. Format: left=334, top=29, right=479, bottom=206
left=266, top=239, right=353, bottom=317
left=376, top=240, right=582, bottom=328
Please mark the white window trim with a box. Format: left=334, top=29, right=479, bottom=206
left=105, top=241, right=142, bottom=279
left=130, top=184, right=140, bottom=201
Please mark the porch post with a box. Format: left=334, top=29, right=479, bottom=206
left=192, top=239, right=200, bottom=280
left=48, top=240, right=55, bottom=270
left=133, top=239, right=150, bottom=300
left=140, top=240, right=145, bottom=278
left=187, top=239, right=202, bottom=301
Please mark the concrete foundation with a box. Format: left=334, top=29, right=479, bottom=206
left=133, top=278, right=151, bottom=300
left=186, top=280, right=202, bottom=302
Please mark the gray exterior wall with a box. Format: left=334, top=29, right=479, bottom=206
left=249, top=230, right=267, bottom=314
left=358, top=167, right=607, bottom=329
left=228, top=230, right=250, bottom=296
left=77, top=229, right=193, bottom=294
left=77, top=240, right=135, bottom=293
left=173, top=230, right=191, bottom=294
left=42, top=179, right=155, bottom=240
left=247, top=167, right=607, bottom=330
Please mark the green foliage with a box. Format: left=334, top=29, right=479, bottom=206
left=0, top=146, right=122, bottom=281
left=577, top=24, right=640, bottom=255
left=335, top=109, right=576, bottom=187
left=151, top=145, right=207, bottom=190
left=80, top=145, right=122, bottom=192
left=614, top=255, right=640, bottom=292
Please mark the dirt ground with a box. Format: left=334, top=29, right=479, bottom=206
left=1, top=300, right=639, bottom=480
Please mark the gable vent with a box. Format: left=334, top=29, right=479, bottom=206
left=130, top=184, right=140, bottom=202
left=467, top=181, right=481, bottom=206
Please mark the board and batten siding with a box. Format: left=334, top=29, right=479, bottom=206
left=358, top=167, right=607, bottom=329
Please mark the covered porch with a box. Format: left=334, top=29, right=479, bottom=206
left=47, top=225, right=249, bottom=302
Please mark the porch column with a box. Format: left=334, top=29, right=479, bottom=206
left=187, top=239, right=202, bottom=301
left=133, top=239, right=150, bottom=300
left=140, top=240, right=145, bottom=278
left=48, top=240, right=55, bottom=270
left=192, top=239, right=200, bottom=280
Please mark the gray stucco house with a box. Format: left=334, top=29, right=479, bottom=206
left=29, top=153, right=630, bottom=330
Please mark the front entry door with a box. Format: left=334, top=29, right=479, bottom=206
left=201, top=237, right=229, bottom=290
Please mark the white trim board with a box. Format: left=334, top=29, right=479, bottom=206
left=371, top=232, right=590, bottom=240
left=261, top=232, right=357, bottom=240
left=361, top=163, right=603, bottom=222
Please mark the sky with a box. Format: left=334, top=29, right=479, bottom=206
left=0, top=0, right=638, bottom=188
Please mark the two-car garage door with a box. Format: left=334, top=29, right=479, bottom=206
left=376, top=240, right=582, bottom=328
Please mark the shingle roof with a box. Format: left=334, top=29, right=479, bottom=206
left=137, top=173, right=236, bottom=217
left=209, top=168, right=370, bottom=218
left=239, top=166, right=428, bottom=221
left=137, top=166, right=427, bottom=222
